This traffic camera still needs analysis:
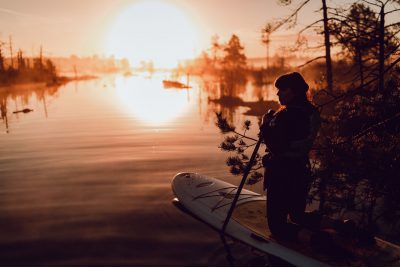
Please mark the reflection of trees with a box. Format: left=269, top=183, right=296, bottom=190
left=138, top=60, right=154, bottom=76
left=0, top=93, right=8, bottom=133
left=0, top=84, right=61, bottom=133
left=198, top=77, right=235, bottom=124
left=201, top=77, right=279, bottom=124
left=193, top=33, right=280, bottom=124
left=201, top=79, right=244, bottom=123
left=250, top=83, right=278, bottom=103
left=199, top=35, right=252, bottom=123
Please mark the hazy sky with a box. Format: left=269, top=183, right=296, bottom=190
left=0, top=0, right=362, bottom=66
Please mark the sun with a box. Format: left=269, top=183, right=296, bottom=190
left=105, top=0, right=199, bottom=69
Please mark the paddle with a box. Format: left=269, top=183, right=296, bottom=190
left=221, top=136, right=263, bottom=234
left=221, top=109, right=274, bottom=234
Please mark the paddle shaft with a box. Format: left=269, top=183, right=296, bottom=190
left=221, top=135, right=263, bottom=234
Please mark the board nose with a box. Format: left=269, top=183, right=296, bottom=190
left=171, top=172, right=192, bottom=194
left=172, top=172, right=191, bottom=183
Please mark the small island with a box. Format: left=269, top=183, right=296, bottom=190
left=162, top=80, right=191, bottom=89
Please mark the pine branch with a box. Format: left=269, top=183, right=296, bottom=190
left=215, top=112, right=258, bottom=142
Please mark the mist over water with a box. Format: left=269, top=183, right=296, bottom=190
left=0, top=74, right=275, bottom=266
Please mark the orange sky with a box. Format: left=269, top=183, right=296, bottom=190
left=0, top=0, right=361, bottom=67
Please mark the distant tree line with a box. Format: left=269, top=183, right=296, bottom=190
left=0, top=37, right=58, bottom=85
left=61, top=54, right=130, bottom=74
left=216, top=0, right=400, bottom=240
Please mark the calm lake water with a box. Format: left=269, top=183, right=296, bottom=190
left=0, top=74, right=277, bottom=266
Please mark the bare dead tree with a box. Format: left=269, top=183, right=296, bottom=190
left=361, top=0, right=400, bottom=90
left=273, top=0, right=334, bottom=91
left=8, top=35, right=13, bottom=69
left=322, top=0, right=333, bottom=92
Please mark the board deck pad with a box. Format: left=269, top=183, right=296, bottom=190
left=172, top=172, right=400, bottom=267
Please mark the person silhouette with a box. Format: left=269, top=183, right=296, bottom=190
left=260, top=72, right=357, bottom=250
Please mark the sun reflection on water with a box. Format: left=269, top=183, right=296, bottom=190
left=114, top=75, right=191, bottom=126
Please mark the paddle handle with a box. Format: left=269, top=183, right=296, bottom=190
left=221, top=135, right=263, bottom=234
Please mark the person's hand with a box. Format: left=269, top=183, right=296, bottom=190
left=260, top=109, right=275, bottom=132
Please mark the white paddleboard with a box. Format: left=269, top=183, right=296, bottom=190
left=171, top=172, right=400, bottom=267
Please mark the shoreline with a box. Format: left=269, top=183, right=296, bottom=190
left=0, top=75, right=98, bottom=90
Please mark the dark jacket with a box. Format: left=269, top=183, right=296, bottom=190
left=261, top=97, right=320, bottom=190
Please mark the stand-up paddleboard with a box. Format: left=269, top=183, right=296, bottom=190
left=171, top=172, right=400, bottom=267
